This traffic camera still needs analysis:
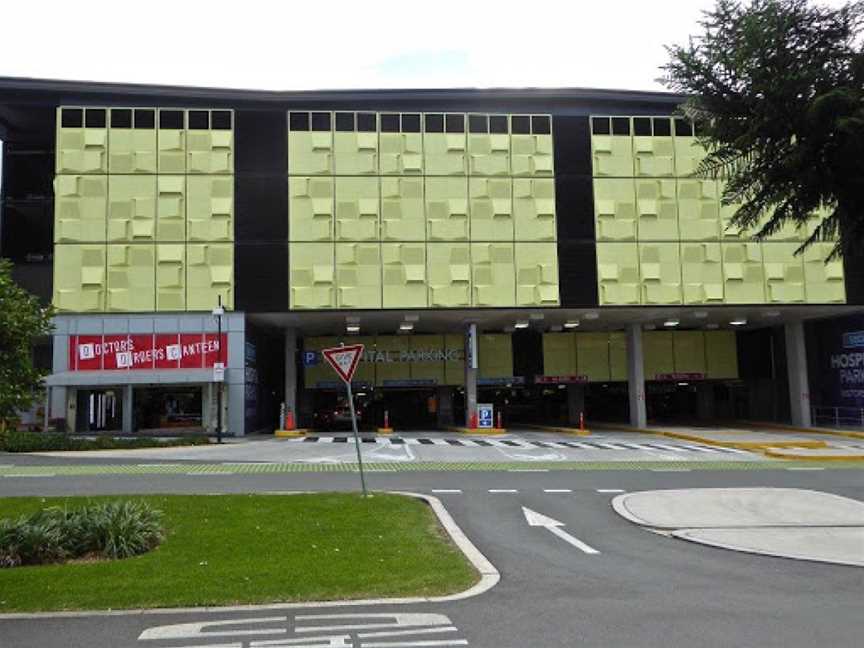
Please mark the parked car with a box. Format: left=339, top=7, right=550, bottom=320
left=313, top=400, right=363, bottom=430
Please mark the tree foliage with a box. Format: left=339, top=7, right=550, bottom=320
left=662, top=0, right=864, bottom=257
left=0, top=260, right=54, bottom=427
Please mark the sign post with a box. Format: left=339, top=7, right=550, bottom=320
left=321, top=343, right=367, bottom=496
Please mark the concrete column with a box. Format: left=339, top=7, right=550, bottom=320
left=121, top=384, right=134, bottom=433
left=567, top=384, right=585, bottom=425
left=785, top=321, right=812, bottom=427
left=465, top=324, right=478, bottom=426
left=696, top=383, right=715, bottom=421
left=284, top=328, right=298, bottom=422
left=437, top=387, right=454, bottom=427
left=626, top=324, right=647, bottom=428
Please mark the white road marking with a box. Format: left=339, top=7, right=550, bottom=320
left=488, top=489, right=518, bottom=493
left=522, top=506, right=600, bottom=555
left=358, top=626, right=459, bottom=638
left=785, top=467, right=826, bottom=471
left=138, top=616, right=287, bottom=640
left=543, top=489, right=572, bottom=493
left=508, top=469, right=549, bottom=473
left=295, top=613, right=452, bottom=634
left=650, top=468, right=691, bottom=472
left=431, top=490, right=462, bottom=494
left=597, top=489, right=625, bottom=493
left=362, top=641, right=468, bottom=647
left=5, top=474, right=55, bottom=478
left=185, top=472, right=235, bottom=476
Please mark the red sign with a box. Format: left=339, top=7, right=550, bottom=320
left=322, top=344, right=365, bottom=383
left=68, top=334, right=227, bottom=371
left=654, top=372, right=706, bottom=382
left=535, top=375, right=589, bottom=384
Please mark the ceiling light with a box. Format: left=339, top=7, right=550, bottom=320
left=529, top=313, right=545, bottom=321
left=583, top=312, right=600, bottom=320
left=705, top=323, right=720, bottom=330
left=730, top=318, right=748, bottom=326
left=398, top=322, right=414, bottom=331
left=346, top=316, right=360, bottom=324
left=514, top=321, right=530, bottom=329
left=404, top=314, right=420, bottom=323
left=564, top=320, right=580, bottom=329
left=763, top=310, right=781, bottom=318
left=693, top=311, right=708, bottom=319
left=346, top=325, right=360, bottom=334
left=663, top=319, right=680, bottom=327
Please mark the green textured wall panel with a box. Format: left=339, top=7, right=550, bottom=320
left=591, top=134, right=634, bottom=177
left=187, top=243, right=234, bottom=311
left=681, top=242, right=724, bottom=304
left=187, top=129, right=233, bottom=174
left=633, top=135, right=675, bottom=177
left=335, top=242, right=382, bottom=309
left=609, top=332, right=627, bottom=381
left=426, top=177, right=469, bottom=241
left=53, top=244, right=106, bottom=312
left=643, top=331, right=675, bottom=378
left=594, top=178, right=637, bottom=241
left=56, top=109, right=108, bottom=174
left=469, top=178, right=513, bottom=241
left=677, top=180, right=720, bottom=240
left=722, top=242, right=766, bottom=303
left=381, top=177, right=425, bottom=241
left=423, top=132, right=467, bottom=176
left=479, top=334, right=513, bottom=379
left=155, top=243, right=186, bottom=311
left=289, top=242, right=335, bottom=309
left=515, top=242, right=559, bottom=306
left=513, top=178, right=556, bottom=241
left=511, top=133, right=554, bottom=176
left=471, top=243, right=515, bottom=307
left=596, top=242, right=640, bottom=305
left=107, top=175, right=157, bottom=242
left=576, top=333, right=612, bottom=382
left=673, top=136, right=707, bottom=177
left=158, top=122, right=186, bottom=173
left=335, top=177, right=380, bottom=241
left=289, top=176, right=334, bottom=242
left=427, top=243, right=471, bottom=307
left=380, top=132, right=423, bottom=175
left=673, top=331, right=707, bottom=375
left=288, top=130, right=333, bottom=175
left=803, top=242, right=845, bottom=303
left=156, top=176, right=186, bottom=241
left=334, top=131, right=378, bottom=175
left=106, top=244, right=156, bottom=312
left=468, top=132, right=510, bottom=175
left=109, top=128, right=157, bottom=174
left=705, top=330, right=739, bottom=379
left=543, top=333, right=577, bottom=377
left=187, top=176, right=233, bottom=242
left=54, top=175, right=107, bottom=242
left=635, top=179, right=679, bottom=240
left=639, top=242, right=682, bottom=304
left=763, top=242, right=805, bottom=303
left=382, top=243, right=427, bottom=308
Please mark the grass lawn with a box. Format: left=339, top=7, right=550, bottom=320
left=0, top=493, right=478, bottom=612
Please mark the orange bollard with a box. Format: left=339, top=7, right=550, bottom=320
left=285, top=410, right=295, bottom=431
left=469, top=411, right=478, bottom=429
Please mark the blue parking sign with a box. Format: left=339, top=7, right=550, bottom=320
left=302, top=351, right=318, bottom=367
left=477, top=403, right=494, bottom=429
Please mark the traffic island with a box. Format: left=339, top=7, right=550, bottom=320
left=0, top=493, right=479, bottom=612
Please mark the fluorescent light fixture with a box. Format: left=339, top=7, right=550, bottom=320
left=398, top=322, right=414, bottom=331
left=693, top=311, right=708, bottom=319
left=730, top=318, right=748, bottom=326
left=563, top=320, right=580, bottom=329
left=346, top=325, right=360, bottom=333
left=763, top=310, right=781, bottom=318
left=663, top=319, right=680, bottom=327
left=677, top=382, right=689, bottom=386
left=529, top=313, right=545, bottom=321
left=514, top=321, right=530, bottom=329
left=583, top=312, right=600, bottom=320
left=404, top=314, right=420, bottom=323
left=550, top=325, right=563, bottom=332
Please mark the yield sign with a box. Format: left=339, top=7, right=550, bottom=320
left=321, top=344, right=365, bottom=383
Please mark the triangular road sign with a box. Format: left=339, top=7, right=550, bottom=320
left=321, top=344, right=365, bottom=383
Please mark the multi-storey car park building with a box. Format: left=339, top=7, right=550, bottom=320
left=1, top=76, right=863, bottom=435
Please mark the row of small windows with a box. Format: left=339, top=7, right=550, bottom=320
left=289, top=112, right=552, bottom=135
left=60, top=108, right=233, bottom=131
left=591, top=116, right=706, bottom=138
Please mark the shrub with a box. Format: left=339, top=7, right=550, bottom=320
left=0, top=431, right=210, bottom=453
left=0, top=501, right=164, bottom=567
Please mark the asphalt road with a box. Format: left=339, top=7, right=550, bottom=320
left=1, top=467, right=863, bottom=647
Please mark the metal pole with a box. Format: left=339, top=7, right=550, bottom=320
left=216, top=295, right=223, bottom=445
left=346, top=380, right=368, bottom=497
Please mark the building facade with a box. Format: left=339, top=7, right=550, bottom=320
left=1, top=77, right=861, bottom=434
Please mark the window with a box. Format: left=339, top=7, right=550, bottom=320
left=134, top=109, right=156, bottom=129
left=61, top=108, right=83, bottom=128
left=357, top=112, right=377, bottom=132
left=210, top=110, right=232, bottom=130
left=380, top=113, right=400, bottom=133
left=490, top=115, right=508, bottom=134
left=335, top=112, right=354, bottom=132
left=591, top=117, right=611, bottom=135
left=633, top=117, right=652, bottom=136
left=611, top=117, right=630, bottom=136
left=160, top=110, right=184, bottom=130
left=469, top=115, right=488, bottom=133
left=188, top=110, right=209, bottom=130
left=531, top=115, right=551, bottom=134
left=511, top=115, right=530, bottom=134
left=401, top=113, right=421, bottom=133
left=310, top=112, right=331, bottom=131
left=424, top=113, right=444, bottom=133
left=289, top=112, right=310, bottom=131
left=445, top=113, right=464, bottom=133
left=110, top=109, right=132, bottom=129
left=652, top=117, right=671, bottom=136
left=85, top=109, right=106, bottom=128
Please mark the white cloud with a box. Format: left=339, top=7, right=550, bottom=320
left=0, top=0, right=852, bottom=91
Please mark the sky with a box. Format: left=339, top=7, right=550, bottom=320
left=0, top=1, right=762, bottom=92
left=0, top=0, right=854, bottom=92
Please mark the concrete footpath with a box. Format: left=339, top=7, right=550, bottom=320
left=613, top=487, right=864, bottom=567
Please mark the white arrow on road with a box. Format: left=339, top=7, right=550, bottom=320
left=522, top=506, right=600, bottom=555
